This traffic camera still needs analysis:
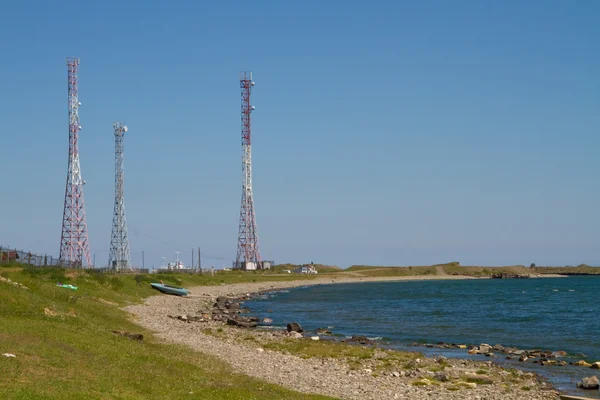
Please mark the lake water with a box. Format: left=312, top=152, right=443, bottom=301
left=246, top=276, right=600, bottom=397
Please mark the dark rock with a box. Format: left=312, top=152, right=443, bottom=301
left=347, top=335, right=371, bottom=344
left=227, top=318, right=258, bottom=328
left=287, top=322, right=303, bottom=333
left=492, top=344, right=504, bottom=352
left=433, top=372, right=449, bottom=382
left=519, top=354, right=528, bottom=362
left=111, top=330, right=143, bottom=341
left=577, top=376, right=599, bottom=390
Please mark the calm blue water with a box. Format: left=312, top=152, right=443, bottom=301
left=246, top=277, right=600, bottom=396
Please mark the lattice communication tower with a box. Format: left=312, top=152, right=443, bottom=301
left=235, top=72, right=262, bottom=270
left=59, top=57, right=92, bottom=268
left=108, top=122, right=131, bottom=271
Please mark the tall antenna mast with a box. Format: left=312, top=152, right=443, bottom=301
left=108, top=122, right=131, bottom=271
left=235, top=71, right=262, bottom=270
left=59, top=57, right=92, bottom=268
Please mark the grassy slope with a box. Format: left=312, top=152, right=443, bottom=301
left=0, top=266, right=333, bottom=400
left=346, top=262, right=532, bottom=277
left=534, top=264, right=600, bottom=275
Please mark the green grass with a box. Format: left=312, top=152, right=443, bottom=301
left=345, top=266, right=436, bottom=276
left=0, top=267, right=335, bottom=400
left=534, top=264, right=600, bottom=275
left=263, top=338, right=376, bottom=360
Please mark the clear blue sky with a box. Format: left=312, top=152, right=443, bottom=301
left=1, top=1, right=599, bottom=268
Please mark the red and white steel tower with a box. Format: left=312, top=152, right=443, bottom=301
left=59, top=57, right=92, bottom=268
left=235, top=71, right=262, bottom=270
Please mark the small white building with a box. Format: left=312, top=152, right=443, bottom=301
left=295, top=265, right=318, bottom=274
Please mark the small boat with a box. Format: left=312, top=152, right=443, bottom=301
left=150, top=282, right=189, bottom=296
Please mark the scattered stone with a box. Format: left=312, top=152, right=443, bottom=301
left=111, top=330, right=144, bottom=341
left=2, top=353, right=16, bottom=358
left=262, top=318, right=273, bottom=323
left=519, top=354, right=528, bottom=362
left=287, top=322, right=303, bottom=333
left=0, top=276, right=29, bottom=290
left=310, top=336, right=320, bottom=341
left=433, top=372, right=449, bottom=382
left=287, top=331, right=302, bottom=339
left=391, top=371, right=401, bottom=377
left=577, top=376, right=600, bottom=390
left=591, top=362, right=600, bottom=369
left=44, top=307, right=59, bottom=317
left=492, top=344, right=504, bottom=352
left=316, top=328, right=333, bottom=335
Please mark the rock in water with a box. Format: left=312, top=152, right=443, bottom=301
left=287, top=322, right=303, bottom=333
left=478, top=344, right=491, bottom=354
left=577, top=376, right=600, bottom=390
left=571, top=360, right=592, bottom=368
left=226, top=318, right=258, bottom=328
left=591, top=362, right=600, bottom=369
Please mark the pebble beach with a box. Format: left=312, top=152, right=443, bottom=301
left=124, top=275, right=565, bottom=400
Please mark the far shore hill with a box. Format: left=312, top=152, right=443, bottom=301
left=270, top=262, right=600, bottom=278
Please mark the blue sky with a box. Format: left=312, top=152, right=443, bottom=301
left=1, top=1, right=599, bottom=268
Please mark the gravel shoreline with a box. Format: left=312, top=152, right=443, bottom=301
left=125, top=275, right=561, bottom=400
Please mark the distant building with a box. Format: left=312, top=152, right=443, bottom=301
left=0, top=251, right=19, bottom=261
left=232, top=260, right=274, bottom=270
left=294, top=264, right=318, bottom=274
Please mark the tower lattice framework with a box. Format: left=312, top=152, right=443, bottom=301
left=235, top=71, right=262, bottom=270
left=108, top=122, right=131, bottom=271
left=59, top=57, right=92, bottom=268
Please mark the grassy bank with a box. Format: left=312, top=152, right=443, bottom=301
left=0, top=266, right=333, bottom=400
